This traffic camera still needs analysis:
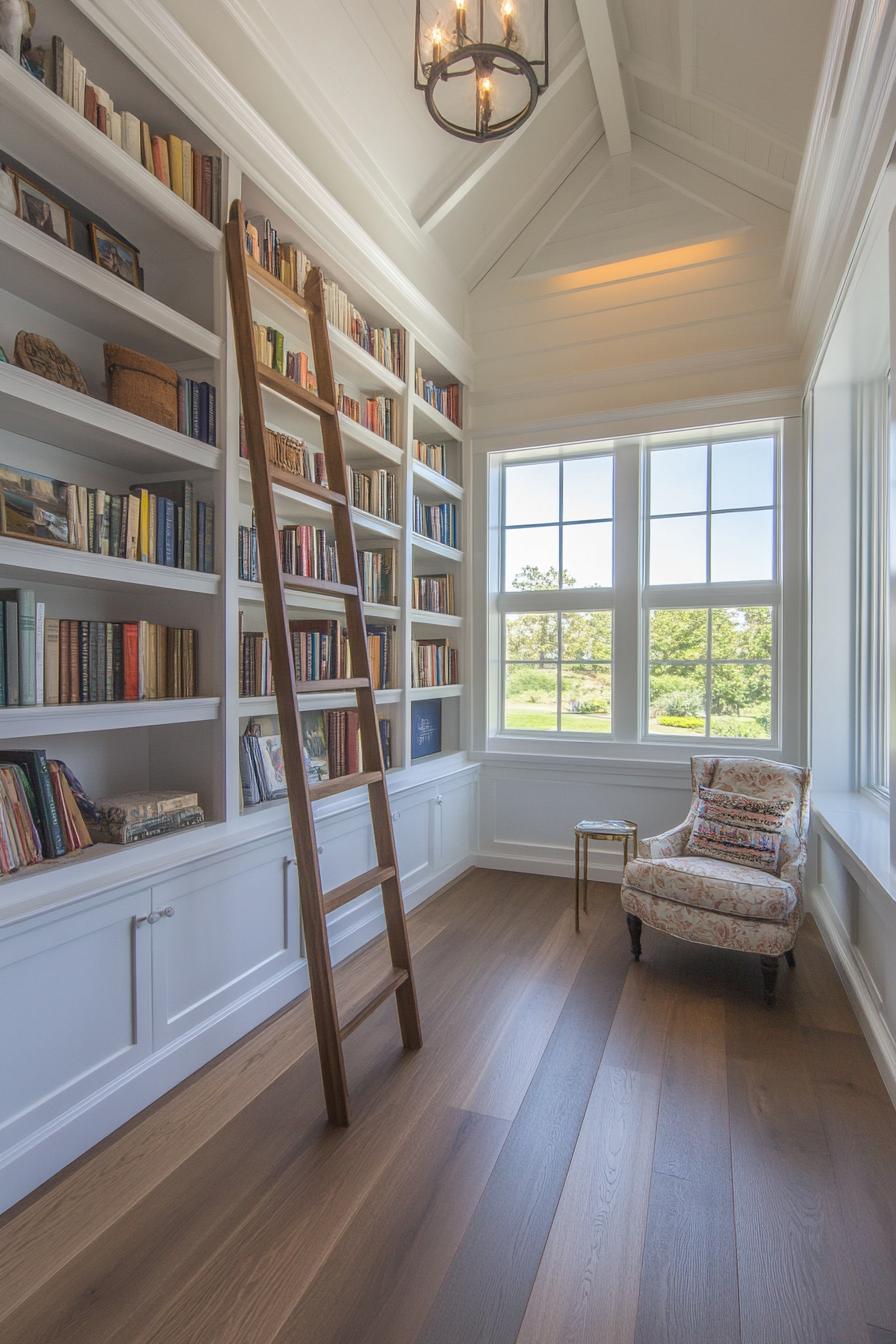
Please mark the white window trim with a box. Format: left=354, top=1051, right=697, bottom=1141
left=855, top=375, right=890, bottom=800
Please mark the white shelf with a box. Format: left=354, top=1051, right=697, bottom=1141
left=411, top=610, right=463, bottom=628
left=248, top=269, right=405, bottom=394
left=0, top=210, right=221, bottom=364
left=0, top=363, right=221, bottom=474
left=412, top=459, right=463, bottom=501
left=0, top=697, right=220, bottom=739
left=239, top=687, right=401, bottom=716
left=0, top=56, right=220, bottom=254
left=341, top=416, right=404, bottom=465
left=237, top=581, right=398, bottom=621
left=237, top=461, right=400, bottom=539
left=0, top=537, right=219, bottom=594
left=410, top=683, right=463, bottom=701
left=412, top=394, right=462, bottom=443
left=412, top=533, right=463, bottom=563
left=260, top=383, right=403, bottom=465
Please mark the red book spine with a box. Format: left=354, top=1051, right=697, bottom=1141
left=59, top=620, right=70, bottom=705
left=123, top=622, right=139, bottom=700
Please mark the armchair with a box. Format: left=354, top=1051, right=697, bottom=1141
left=621, top=756, right=811, bottom=1004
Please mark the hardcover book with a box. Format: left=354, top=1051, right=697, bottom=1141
left=411, top=699, right=442, bottom=760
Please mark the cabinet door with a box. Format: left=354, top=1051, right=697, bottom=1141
left=151, top=837, right=299, bottom=1048
left=437, top=779, right=476, bottom=872
left=0, top=888, right=152, bottom=1157
left=392, top=790, right=434, bottom=892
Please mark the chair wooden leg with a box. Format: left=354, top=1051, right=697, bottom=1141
left=784, top=948, right=795, bottom=968
left=760, top=954, right=779, bottom=1005
left=626, top=913, right=642, bottom=961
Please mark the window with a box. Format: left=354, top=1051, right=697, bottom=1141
left=501, top=453, right=614, bottom=734
left=492, top=424, right=783, bottom=746
left=856, top=377, right=890, bottom=797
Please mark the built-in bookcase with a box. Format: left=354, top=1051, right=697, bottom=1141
left=0, top=1, right=468, bottom=897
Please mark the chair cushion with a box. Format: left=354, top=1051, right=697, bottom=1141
left=623, top=854, right=797, bottom=922
left=686, top=785, right=791, bottom=872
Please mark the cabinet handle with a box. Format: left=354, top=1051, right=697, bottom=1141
left=160, top=906, right=176, bottom=919
left=391, top=811, right=399, bottom=821
left=317, top=844, right=323, bottom=856
left=135, top=911, right=162, bottom=927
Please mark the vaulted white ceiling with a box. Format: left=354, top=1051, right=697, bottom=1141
left=163, top=0, right=834, bottom=292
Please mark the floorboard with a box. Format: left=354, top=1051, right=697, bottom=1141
left=0, top=869, right=892, bottom=1344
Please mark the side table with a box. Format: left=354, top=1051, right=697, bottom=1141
left=574, top=818, right=638, bottom=932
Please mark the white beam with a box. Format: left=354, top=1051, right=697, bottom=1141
left=574, top=0, right=631, bottom=155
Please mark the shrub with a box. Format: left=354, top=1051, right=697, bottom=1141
left=657, top=714, right=703, bottom=730
left=505, top=665, right=555, bottom=702
left=569, top=696, right=609, bottom=715
left=655, top=688, right=704, bottom=718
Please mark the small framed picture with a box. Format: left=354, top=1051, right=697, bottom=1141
left=12, top=171, right=74, bottom=248
left=89, top=223, right=141, bottom=287
left=0, top=347, right=7, bottom=363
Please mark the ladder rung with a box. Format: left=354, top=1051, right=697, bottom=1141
left=324, top=864, right=396, bottom=914
left=309, top=770, right=383, bottom=800
left=245, top=252, right=312, bottom=314
left=258, top=363, right=337, bottom=418
left=295, top=677, right=369, bottom=694
left=269, top=466, right=346, bottom=509
left=282, top=573, right=358, bottom=597
left=339, top=968, right=409, bottom=1040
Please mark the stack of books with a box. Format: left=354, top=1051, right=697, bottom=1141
left=358, top=549, right=395, bottom=605
left=412, top=573, right=456, bottom=615
left=411, top=638, right=458, bottom=688
left=0, top=467, right=214, bottom=572
left=0, top=592, right=196, bottom=705
left=0, top=749, right=93, bottom=872
left=237, top=523, right=340, bottom=584
left=413, top=440, right=450, bottom=475
left=239, top=421, right=328, bottom=487
left=90, top=790, right=205, bottom=845
left=30, top=37, right=221, bottom=224
left=415, top=371, right=461, bottom=426
left=239, top=625, right=273, bottom=699
left=413, top=498, right=459, bottom=549
left=348, top=467, right=396, bottom=521
left=177, top=378, right=217, bottom=445
left=364, top=624, right=394, bottom=690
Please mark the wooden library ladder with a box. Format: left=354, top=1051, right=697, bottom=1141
left=224, top=200, right=422, bottom=1125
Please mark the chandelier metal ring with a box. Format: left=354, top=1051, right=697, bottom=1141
left=424, top=44, right=540, bottom=142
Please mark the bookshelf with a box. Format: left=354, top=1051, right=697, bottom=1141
left=0, top=0, right=469, bottom=895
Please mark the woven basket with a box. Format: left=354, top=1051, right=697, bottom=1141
left=104, top=343, right=178, bottom=429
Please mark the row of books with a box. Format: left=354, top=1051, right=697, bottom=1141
left=0, top=598, right=197, bottom=706
left=243, top=214, right=405, bottom=378
left=237, top=522, right=338, bottom=585
left=178, top=378, right=217, bottom=446
left=239, top=421, right=329, bottom=488
left=348, top=467, right=396, bottom=522
left=239, top=618, right=394, bottom=697
left=413, top=498, right=459, bottom=549
left=413, top=440, right=451, bottom=477
left=338, top=390, right=399, bottom=447
left=358, top=549, right=396, bottom=606
left=411, top=638, right=458, bottom=688
left=415, top=371, right=461, bottom=427
left=239, top=713, right=393, bottom=807
left=412, top=573, right=456, bottom=615
left=252, top=323, right=318, bottom=395
left=0, top=750, right=92, bottom=872
left=0, top=466, right=214, bottom=573
left=33, top=35, right=222, bottom=225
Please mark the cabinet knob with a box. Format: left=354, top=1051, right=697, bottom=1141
left=136, top=911, right=162, bottom=927
left=317, top=844, right=323, bottom=856
left=161, top=906, right=176, bottom=919
left=391, top=811, right=399, bottom=821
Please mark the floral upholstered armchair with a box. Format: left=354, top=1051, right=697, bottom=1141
left=620, top=756, right=812, bottom=1004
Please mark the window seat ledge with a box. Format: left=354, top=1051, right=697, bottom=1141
left=813, top=791, right=896, bottom=907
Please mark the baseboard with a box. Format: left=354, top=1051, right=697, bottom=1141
left=474, top=847, right=621, bottom=884
left=810, top=881, right=896, bottom=1110
left=0, top=856, right=472, bottom=1215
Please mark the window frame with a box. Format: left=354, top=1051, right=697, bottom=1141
left=498, top=448, right=618, bottom=740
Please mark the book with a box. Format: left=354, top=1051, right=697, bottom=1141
left=411, top=699, right=442, bottom=760
left=0, top=749, right=67, bottom=858
left=92, top=790, right=199, bottom=831
left=90, top=805, right=205, bottom=845
left=122, top=111, right=141, bottom=160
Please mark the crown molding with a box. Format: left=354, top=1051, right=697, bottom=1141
left=783, top=0, right=896, bottom=359
left=70, top=0, right=473, bottom=382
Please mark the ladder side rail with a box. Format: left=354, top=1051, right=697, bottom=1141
left=304, top=267, right=422, bottom=1050
left=224, top=206, right=351, bottom=1124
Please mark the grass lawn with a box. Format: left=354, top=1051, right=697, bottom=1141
left=505, top=702, right=611, bottom=732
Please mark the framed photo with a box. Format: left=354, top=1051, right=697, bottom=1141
left=0, top=347, right=7, bottom=363
left=12, top=170, right=74, bottom=248
left=89, top=223, right=141, bottom=287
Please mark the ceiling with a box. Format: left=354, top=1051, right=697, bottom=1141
left=164, top=0, right=835, bottom=294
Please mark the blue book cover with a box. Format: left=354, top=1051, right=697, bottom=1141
left=411, top=699, right=442, bottom=760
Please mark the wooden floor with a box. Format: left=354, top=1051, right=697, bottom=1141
left=2, top=868, right=896, bottom=1344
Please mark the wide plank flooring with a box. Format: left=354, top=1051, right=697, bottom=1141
left=1, top=867, right=894, bottom=1344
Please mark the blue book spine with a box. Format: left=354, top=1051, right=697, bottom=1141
left=198, top=383, right=210, bottom=444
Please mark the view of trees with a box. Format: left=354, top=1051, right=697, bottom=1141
left=648, top=607, right=772, bottom=737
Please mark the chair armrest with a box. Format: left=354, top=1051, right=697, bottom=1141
left=638, top=821, right=690, bottom=860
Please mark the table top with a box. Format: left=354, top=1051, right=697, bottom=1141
left=574, top=819, right=637, bottom=837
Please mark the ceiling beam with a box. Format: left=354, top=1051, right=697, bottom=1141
left=574, top=0, right=631, bottom=155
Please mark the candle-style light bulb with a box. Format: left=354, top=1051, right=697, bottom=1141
left=455, top=0, right=465, bottom=42
left=501, top=0, right=516, bottom=43
left=431, top=23, right=444, bottom=63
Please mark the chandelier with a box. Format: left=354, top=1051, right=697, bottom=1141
left=414, top=1, right=550, bottom=143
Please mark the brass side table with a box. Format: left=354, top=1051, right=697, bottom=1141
left=574, top=819, right=638, bottom=932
